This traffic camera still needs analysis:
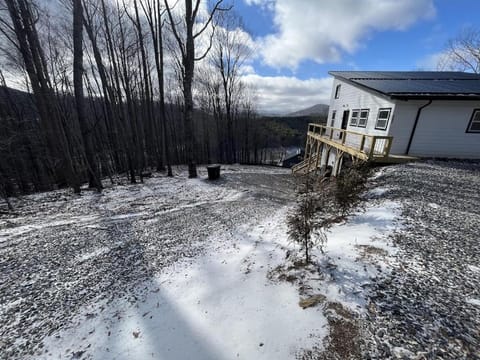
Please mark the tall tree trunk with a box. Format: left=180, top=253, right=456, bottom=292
left=165, top=0, right=227, bottom=178
left=132, top=0, right=156, bottom=170
left=103, top=0, right=136, bottom=183
left=183, top=0, right=197, bottom=178
left=83, top=5, right=121, bottom=172
left=73, top=0, right=102, bottom=191
left=156, top=1, right=172, bottom=176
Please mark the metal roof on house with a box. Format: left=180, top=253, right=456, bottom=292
left=328, top=71, right=480, bottom=99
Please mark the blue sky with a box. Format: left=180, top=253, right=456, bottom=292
left=233, top=0, right=480, bottom=113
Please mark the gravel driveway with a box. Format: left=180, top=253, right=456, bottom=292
left=2, top=161, right=479, bottom=359
left=364, top=161, right=480, bottom=359
left=0, top=165, right=294, bottom=359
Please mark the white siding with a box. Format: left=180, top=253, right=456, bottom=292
left=396, top=101, right=480, bottom=158
left=388, top=100, right=419, bottom=154
left=328, top=78, right=396, bottom=135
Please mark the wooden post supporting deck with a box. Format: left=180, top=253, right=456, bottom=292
left=384, top=137, right=393, bottom=157
left=314, top=141, right=322, bottom=173
left=333, top=149, right=345, bottom=176
left=369, top=137, right=377, bottom=159
left=307, top=137, right=314, bottom=171
left=359, top=135, right=366, bottom=153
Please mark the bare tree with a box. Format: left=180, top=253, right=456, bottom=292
left=82, top=0, right=122, bottom=171
left=237, top=90, right=257, bottom=164
left=73, top=0, right=102, bottom=191
left=140, top=0, right=172, bottom=176
left=164, top=0, right=230, bottom=178
left=127, top=0, right=157, bottom=172
left=209, top=11, right=251, bottom=163
left=438, top=27, right=480, bottom=73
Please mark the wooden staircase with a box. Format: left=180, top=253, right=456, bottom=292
left=291, top=154, right=320, bottom=174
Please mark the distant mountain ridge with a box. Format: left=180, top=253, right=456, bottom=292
left=287, top=103, right=329, bottom=117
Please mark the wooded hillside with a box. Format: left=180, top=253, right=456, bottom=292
left=0, top=0, right=326, bottom=201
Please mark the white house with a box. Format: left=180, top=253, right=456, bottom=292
left=292, top=71, right=480, bottom=175
left=327, top=71, right=480, bottom=160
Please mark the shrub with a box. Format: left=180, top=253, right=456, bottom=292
left=288, top=163, right=371, bottom=264
left=288, top=173, right=334, bottom=263
left=335, top=163, right=370, bottom=216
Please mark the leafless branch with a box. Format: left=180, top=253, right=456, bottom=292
left=194, top=20, right=216, bottom=61
left=193, top=0, right=231, bottom=39
left=163, top=0, right=185, bottom=59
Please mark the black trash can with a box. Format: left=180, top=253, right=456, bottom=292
left=207, top=164, right=221, bottom=180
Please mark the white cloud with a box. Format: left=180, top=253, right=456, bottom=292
left=239, top=64, right=256, bottom=75
left=416, top=51, right=449, bottom=71
left=244, top=0, right=275, bottom=11
left=242, top=73, right=333, bottom=114
left=248, top=0, right=436, bottom=69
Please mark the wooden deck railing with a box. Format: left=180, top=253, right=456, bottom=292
left=307, top=123, right=393, bottom=160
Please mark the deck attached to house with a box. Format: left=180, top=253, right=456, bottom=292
left=292, top=123, right=416, bottom=174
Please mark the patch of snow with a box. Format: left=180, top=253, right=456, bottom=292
left=154, top=191, right=244, bottom=216
left=466, top=298, right=480, bottom=307
left=366, top=187, right=389, bottom=197
left=0, top=212, right=150, bottom=243
left=77, top=246, right=113, bottom=262
left=467, top=265, right=480, bottom=273
left=369, top=168, right=385, bottom=180
left=0, top=217, right=96, bottom=241
left=314, top=200, right=401, bottom=310
left=392, top=347, right=415, bottom=358
left=109, top=212, right=149, bottom=221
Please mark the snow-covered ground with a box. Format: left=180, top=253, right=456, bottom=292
left=1, top=165, right=403, bottom=359
left=35, top=198, right=400, bottom=360
left=4, top=162, right=477, bottom=360
left=39, top=209, right=327, bottom=359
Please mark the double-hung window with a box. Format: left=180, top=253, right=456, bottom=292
left=375, top=108, right=391, bottom=130
left=467, top=109, right=480, bottom=133
left=358, top=109, right=369, bottom=128
left=334, top=84, right=341, bottom=99
left=350, top=110, right=359, bottom=126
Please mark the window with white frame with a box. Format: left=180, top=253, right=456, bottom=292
left=358, top=109, right=369, bottom=127
left=350, top=110, right=359, bottom=126
left=467, top=109, right=480, bottom=133
left=334, top=84, right=341, bottom=99
left=330, top=110, right=336, bottom=126
left=375, top=108, right=391, bottom=130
